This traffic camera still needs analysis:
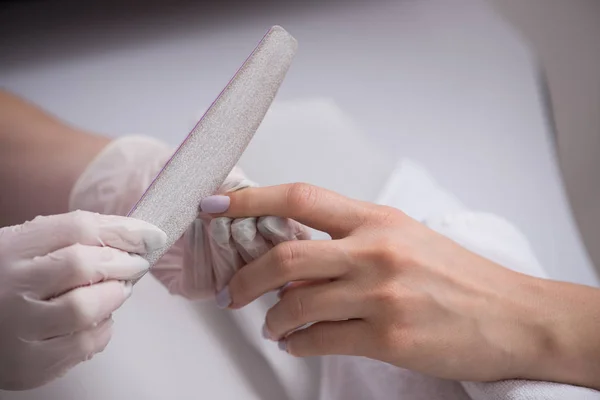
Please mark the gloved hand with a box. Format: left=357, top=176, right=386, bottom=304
left=69, top=136, right=310, bottom=299
left=0, top=210, right=167, bottom=390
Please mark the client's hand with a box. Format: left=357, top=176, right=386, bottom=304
left=69, top=136, right=309, bottom=299
left=204, top=183, right=581, bottom=385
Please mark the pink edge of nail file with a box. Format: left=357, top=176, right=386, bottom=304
left=127, top=26, right=297, bottom=282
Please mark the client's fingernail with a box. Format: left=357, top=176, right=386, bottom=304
left=278, top=340, right=287, bottom=352
left=123, top=282, right=133, bottom=298
left=262, top=323, right=273, bottom=340
left=200, top=195, right=230, bottom=214
left=216, top=286, right=232, bottom=309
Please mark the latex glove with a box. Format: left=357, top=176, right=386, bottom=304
left=0, top=211, right=167, bottom=390
left=69, top=136, right=310, bottom=299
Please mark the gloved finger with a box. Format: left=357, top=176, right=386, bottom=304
left=283, top=319, right=370, bottom=358
left=34, top=317, right=114, bottom=387
left=25, top=244, right=149, bottom=300
left=4, top=210, right=166, bottom=260
left=169, top=219, right=216, bottom=299
left=257, top=216, right=312, bottom=245
left=207, top=217, right=244, bottom=291
left=265, top=281, right=365, bottom=341
left=231, top=217, right=272, bottom=263
left=28, top=280, right=130, bottom=340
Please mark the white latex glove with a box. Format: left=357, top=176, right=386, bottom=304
left=69, top=136, right=310, bottom=299
left=0, top=211, right=167, bottom=390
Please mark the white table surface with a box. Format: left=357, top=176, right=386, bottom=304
left=1, top=0, right=597, bottom=399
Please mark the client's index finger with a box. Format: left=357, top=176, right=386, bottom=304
left=223, top=183, right=371, bottom=238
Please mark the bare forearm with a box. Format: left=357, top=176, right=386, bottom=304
left=0, top=90, right=109, bottom=226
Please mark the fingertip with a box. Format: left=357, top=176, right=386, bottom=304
left=94, top=317, right=115, bottom=354
left=208, top=217, right=234, bottom=246
left=103, top=249, right=150, bottom=280
left=278, top=340, right=288, bottom=352
left=141, top=225, right=168, bottom=252
left=262, top=323, right=275, bottom=341
left=216, top=286, right=232, bottom=309
left=95, top=280, right=134, bottom=313
left=122, top=281, right=133, bottom=298
left=99, top=315, right=115, bottom=330
left=99, top=215, right=167, bottom=253
left=282, top=335, right=304, bottom=357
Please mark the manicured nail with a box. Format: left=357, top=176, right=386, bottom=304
left=262, top=323, right=272, bottom=340
left=278, top=340, right=287, bottom=352
left=123, top=282, right=133, bottom=298
left=200, top=195, right=230, bottom=214
left=262, top=323, right=277, bottom=341
left=216, top=286, right=232, bottom=309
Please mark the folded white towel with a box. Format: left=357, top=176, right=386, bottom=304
left=463, top=379, right=600, bottom=400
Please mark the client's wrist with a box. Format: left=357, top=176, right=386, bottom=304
left=517, top=277, right=600, bottom=389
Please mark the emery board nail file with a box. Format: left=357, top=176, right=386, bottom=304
left=127, top=26, right=297, bottom=283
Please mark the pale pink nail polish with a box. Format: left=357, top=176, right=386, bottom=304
left=216, top=286, right=232, bottom=309
left=262, top=323, right=272, bottom=340
left=200, top=196, right=230, bottom=213
left=278, top=340, right=287, bottom=352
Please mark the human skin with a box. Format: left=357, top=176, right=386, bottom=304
left=0, top=90, right=109, bottom=227
left=207, top=183, right=600, bottom=390
left=3, top=88, right=599, bottom=389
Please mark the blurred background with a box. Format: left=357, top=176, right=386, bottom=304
left=492, top=0, right=600, bottom=286
left=0, top=1, right=598, bottom=398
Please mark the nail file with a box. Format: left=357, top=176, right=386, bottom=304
left=127, top=26, right=297, bottom=282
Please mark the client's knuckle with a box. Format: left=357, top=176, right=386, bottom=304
left=373, top=205, right=406, bottom=225
left=286, top=183, right=320, bottom=213
left=371, top=237, right=417, bottom=274
left=272, top=242, right=301, bottom=279
left=308, top=324, right=333, bottom=354
left=286, top=292, right=307, bottom=322
left=358, top=237, right=400, bottom=269
left=369, top=283, right=402, bottom=308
